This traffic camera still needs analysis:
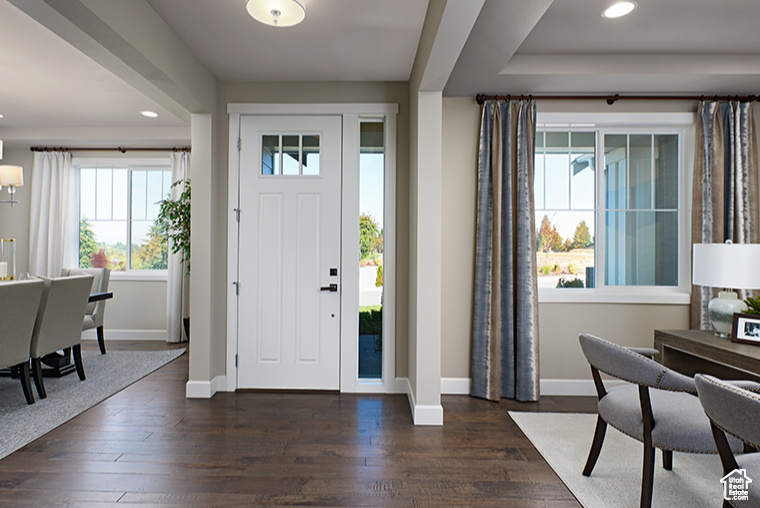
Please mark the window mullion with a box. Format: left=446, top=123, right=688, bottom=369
left=127, top=169, right=133, bottom=270
left=567, top=132, right=572, bottom=210
left=651, top=134, right=655, bottom=211
left=597, top=130, right=605, bottom=291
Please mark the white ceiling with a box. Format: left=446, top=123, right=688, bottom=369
left=144, top=0, right=430, bottom=82
left=3, top=0, right=760, bottom=147
left=0, top=0, right=187, bottom=147
left=445, top=0, right=760, bottom=96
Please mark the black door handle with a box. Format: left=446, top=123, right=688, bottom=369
left=320, top=284, right=338, bottom=292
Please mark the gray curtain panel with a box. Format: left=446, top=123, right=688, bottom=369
left=691, top=100, right=760, bottom=330
left=471, top=99, right=539, bottom=402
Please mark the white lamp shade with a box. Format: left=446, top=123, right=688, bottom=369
left=0, top=139, right=3, bottom=159
left=692, top=243, right=760, bottom=290
left=0, top=165, right=23, bottom=187
left=246, top=0, right=305, bottom=27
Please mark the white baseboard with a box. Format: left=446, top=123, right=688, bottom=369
left=441, top=377, right=471, bottom=395
left=396, top=377, right=443, bottom=425
left=393, top=377, right=408, bottom=394
left=82, top=329, right=167, bottom=341
left=186, top=375, right=227, bottom=398
left=540, top=378, right=625, bottom=396
left=437, top=377, right=620, bottom=397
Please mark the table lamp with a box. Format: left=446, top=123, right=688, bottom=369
left=692, top=242, right=760, bottom=336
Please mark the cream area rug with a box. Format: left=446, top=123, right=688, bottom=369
left=509, top=412, right=725, bottom=508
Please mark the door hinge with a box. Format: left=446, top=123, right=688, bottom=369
left=235, top=354, right=238, bottom=368
left=237, top=138, right=241, bottom=151
left=233, top=281, right=239, bottom=295
left=234, top=208, right=240, bottom=222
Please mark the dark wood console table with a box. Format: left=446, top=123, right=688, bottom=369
left=654, top=329, right=760, bottom=381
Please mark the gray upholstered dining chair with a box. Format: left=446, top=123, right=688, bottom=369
left=696, top=374, right=760, bottom=508
left=29, top=275, right=94, bottom=399
left=62, top=267, right=111, bottom=354
left=579, top=333, right=745, bottom=508
left=0, top=279, right=44, bottom=404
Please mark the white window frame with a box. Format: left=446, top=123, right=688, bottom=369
left=535, top=112, right=695, bottom=304
left=72, top=157, right=172, bottom=281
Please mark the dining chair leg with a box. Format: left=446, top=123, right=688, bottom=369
left=19, top=361, right=35, bottom=405
left=97, top=326, right=106, bottom=354
left=72, top=344, right=86, bottom=381
left=583, top=415, right=608, bottom=476
left=641, top=441, right=655, bottom=508
left=662, top=449, right=673, bottom=470
left=31, top=358, right=47, bottom=399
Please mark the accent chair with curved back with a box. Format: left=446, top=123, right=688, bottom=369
left=61, top=267, right=111, bottom=354
left=29, top=275, right=94, bottom=399
left=695, top=374, right=760, bottom=508
left=578, top=333, right=745, bottom=508
left=0, top=279, right=44, bottom=404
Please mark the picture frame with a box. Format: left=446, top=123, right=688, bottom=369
left=731, top=313, right=760, bottom=346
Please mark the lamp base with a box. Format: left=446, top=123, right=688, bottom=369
left=708, top=291, right=747, bottom=337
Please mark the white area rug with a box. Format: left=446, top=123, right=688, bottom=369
left=509, top=412, right=725, bottom=508
left=0, top=348, right=185, bottom=460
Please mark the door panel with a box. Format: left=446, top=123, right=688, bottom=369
left=237, top=115, right=342, bottom=390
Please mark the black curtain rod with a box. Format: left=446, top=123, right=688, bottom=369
left=30, top=146, right=191, bottom=153
left=475, top=93, right=760, bottom=105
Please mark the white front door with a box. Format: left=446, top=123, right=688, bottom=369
left=237, top=115, right=342, bottom=390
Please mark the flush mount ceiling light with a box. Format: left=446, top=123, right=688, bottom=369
left=246, top=0, right=305, bottom=27
left=602, top=1, right=637, bottom=19
left=140, top=110, right=159, bottom=118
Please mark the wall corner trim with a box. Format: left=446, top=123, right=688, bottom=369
left=186, top=375, right=227, bottom=398
left=397, top=377, right=443, bottom=425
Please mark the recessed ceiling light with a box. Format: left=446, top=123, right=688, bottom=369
left=0, top=114, right=4, bottom=118
left=140, top=110, right=158, bottom=118
left=602, top=1, right=637, bottom=19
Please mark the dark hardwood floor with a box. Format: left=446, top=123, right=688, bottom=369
left=0, top=340, right=597, bottom=507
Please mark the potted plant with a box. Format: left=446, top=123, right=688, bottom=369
left=157, top=179, right=191, bottom=339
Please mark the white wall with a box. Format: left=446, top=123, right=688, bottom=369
left=441, top=97, right=695, bottom=384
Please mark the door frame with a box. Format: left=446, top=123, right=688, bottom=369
left=226, top=103, right=398, bottom=394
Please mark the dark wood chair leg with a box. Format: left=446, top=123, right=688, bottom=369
left=639, top=385, right=655, bottom=508
left=72, top=344, right=86, bottom=381
left=583, top=415, right=608, bottom=476
left=18, top=362, right=34, bottom=404
left=97, top=326, right=106, bottom=354
left=662, top=449, right=672, bottom=470
left=641, top=441, right=655, bottom=508
left=31, top=358, right=46, bottom=399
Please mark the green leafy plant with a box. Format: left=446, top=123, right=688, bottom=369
left=539, top=264, right=552, bottom=276
left=556, top=277, right=584, bottom=288
left=157, top=179, right=191, bottom=276
left=745, top=296, right=760, bottom=315
left=359, top=307, right=382, bottom=336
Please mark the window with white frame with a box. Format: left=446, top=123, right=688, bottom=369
left=534, top=125, right=685, bottom=298
left=78, top=164, right=172, bottom=271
